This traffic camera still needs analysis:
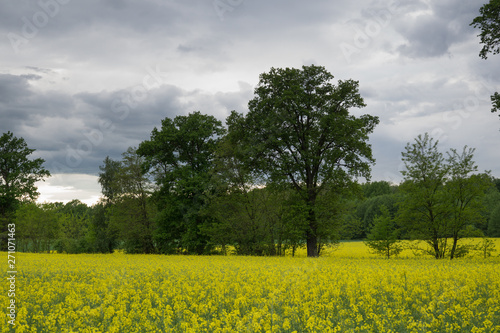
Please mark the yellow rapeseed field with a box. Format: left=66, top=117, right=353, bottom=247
left=1, top=240, right=500, bottom=332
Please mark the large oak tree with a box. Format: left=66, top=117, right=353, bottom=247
left=228, top=65, right=379, bottom=257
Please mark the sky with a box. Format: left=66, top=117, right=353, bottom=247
left=1, top=0, right=499, bottom=206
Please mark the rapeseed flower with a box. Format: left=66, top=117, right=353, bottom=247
left=0, top=240, right=499, bottom=332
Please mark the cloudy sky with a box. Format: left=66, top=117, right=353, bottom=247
left=1, top=0, right=499, bottom=205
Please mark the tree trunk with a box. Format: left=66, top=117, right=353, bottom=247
left=306, top=192, right=318, bottom=257
left=306, top=204, right=318, bottom=257
left=432, top=240, right=439, bottom=259
left=450, top=236, right=458, bottom=260
left=306, top=231, right=318, bottom=257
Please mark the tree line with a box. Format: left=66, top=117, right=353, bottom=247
left=1, top=65, right=500, bottom=258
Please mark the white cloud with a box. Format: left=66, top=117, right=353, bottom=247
left=36, top=174, right=102, bottom=206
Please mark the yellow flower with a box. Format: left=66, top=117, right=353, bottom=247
left=2, top=239, right=499, bottom=332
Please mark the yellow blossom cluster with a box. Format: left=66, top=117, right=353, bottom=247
left=1, top=240, right=499, bottom=332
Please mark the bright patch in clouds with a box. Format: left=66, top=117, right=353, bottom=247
left=36, top=174, right=101, bottom=206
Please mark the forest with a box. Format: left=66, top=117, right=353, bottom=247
left=7, top=173, right=500, bottom=258
left=1, top=66, right=500, bottom=259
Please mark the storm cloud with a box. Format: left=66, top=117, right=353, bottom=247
left=1, top=0, right=498, bottom=204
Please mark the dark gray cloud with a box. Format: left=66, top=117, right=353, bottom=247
left=0, top=72, right=252, bottom=176
left=0, top=0, right=498, bottom=203
left=0, top=74, right=75, bottom=143
left=397, top=16, right=453, bottom=58
left=393, top=0, right=483, bottom=58
left=1, top=0, right=198, bottom=37
left=0, top=74, right=33, bottom=103
left=25, top=66, right=55, bottom=74
left=20, top=73, right=42, bottom=80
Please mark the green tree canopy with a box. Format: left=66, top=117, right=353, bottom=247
left=0, top=131, right=50, bottom=249
left=361, top=181, right=394, bottom=198
left=138, top=111, right=226, bottom=254
left=488, top=203, right=500, bottom=236
left=471, top=0, right=500, bottom=59
left=364, top=205, right=402, bottom=259
left=14, top=202, right=59, bottom=253
left=471, top=0, right=500, bottom=114
left=445, top=148, right=491, bottom=258
left=228, top=65, right=379, bottom=257
left=356, top=193, right=400, bottom=238
left=98, top=156, right=122, bottom=203
left=398, top=133, right=490, bottom=259
left=98, top=148, right=156, bottom=254
left=0, top=131, right=50, bottom=213
left=398, top=133, right=450, bottom=259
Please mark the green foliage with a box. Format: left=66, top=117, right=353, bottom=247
left=364, top=205, right=402, bottom=258
left=445, top=149, right=491, bottom=258
left=88, top=202, right=117, bottom=253
left=361, top=181, right=394, bottom=198
left=339, top=214, right=364, bottom=240
left=488, top=203, right=500, bottom=236
left=0, top=132, right=51, bottom=208
left=470, top=0, right=500, bottom=115
left=398, top=134, right=453, bottom=259
left=479, top=186, right=500, bottom=234
left=494, top=177, right=500, bottom=192
left=398, top=134, right=490, bottom=259
left=474, top=237, right=497, bottom=258
left=59, top=199, right=90, bottom=219
left=14, top=202, right=59, bottom=252
left=99, top=148, right=157, bottom=254
left=471, top=0, right=500, bottom=59
left=313, top=183, right=355, bottom=254
left=108, top=196, right=156, bottom=254
left=98, top=156, right=122, bottom=202
left=356, top=193, right=400, bottom=238
left=14, top=199, right=120, bottom=254
left=337, top=187, right=365, bottom=240
left=337, top=183, right=400, bottom=240
left=138, top=112, right=225, bottom=254
left=205, top=187, right=307, bottom=256
left=208, top=131, right=310, bottom=256
left=55, top=208, right=91, bottom=254
left=229, top=65, right=378, bottom=256
left=0, top=131, right=50, bottom=249
left=492, top=92, right=500, bottom=114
